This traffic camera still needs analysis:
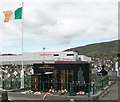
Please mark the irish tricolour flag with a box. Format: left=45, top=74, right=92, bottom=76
left=3, top=7, right=22, bottom=22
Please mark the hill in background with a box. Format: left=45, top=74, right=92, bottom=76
left=65, top=40, right=120, bottom=57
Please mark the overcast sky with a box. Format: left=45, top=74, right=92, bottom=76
left=0, top=0, right=118, bottom=53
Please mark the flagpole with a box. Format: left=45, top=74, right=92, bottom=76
left=21, top=2, right=24, bottom=89
left=0, top=52, right=3, bottom=89
left=0, top=25, right=3, bottom=89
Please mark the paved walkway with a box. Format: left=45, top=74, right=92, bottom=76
left=100, top=81, right=119, bottom=100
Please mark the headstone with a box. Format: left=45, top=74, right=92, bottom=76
left=1, top=91, right=8, bottom=102
left=108, top=70, right=112, bottom=76
left=112, top=71, right=117, bottom=77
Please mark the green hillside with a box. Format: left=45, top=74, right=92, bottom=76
left=65, top=40, right=120, bottom=57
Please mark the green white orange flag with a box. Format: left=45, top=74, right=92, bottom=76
left=3, top=7, right=22, bottom=22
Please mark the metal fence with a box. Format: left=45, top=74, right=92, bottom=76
left=1, top=76, right=31, bottom=90
left=31, top=75, right=109, bottom=97
left=91, top=75, right=109, bottom=95
left=0, top=75, right=109, bottom=97
left=31, top=81, right=91, bottom=96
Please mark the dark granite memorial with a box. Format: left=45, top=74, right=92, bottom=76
left=31, top=61, right=91, bottom=93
